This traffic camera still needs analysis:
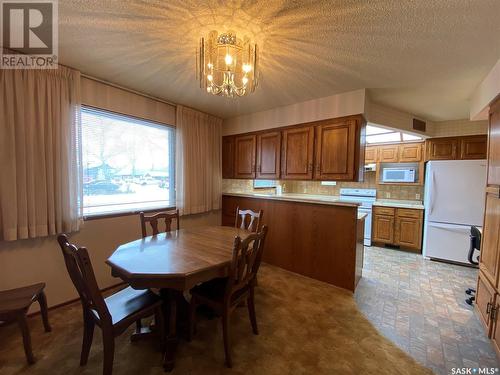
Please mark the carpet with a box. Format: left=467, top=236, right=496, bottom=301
left=0, top=264, right=433, bottom=374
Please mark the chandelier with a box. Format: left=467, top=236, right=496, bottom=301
left=198, top=30, right=259, bottom=97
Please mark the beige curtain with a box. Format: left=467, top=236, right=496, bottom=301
left=0, top=66, right=82, bottom=241
left=175, top=106, right=222, bottom=215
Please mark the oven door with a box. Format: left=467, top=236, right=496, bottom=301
left=359, top=207, right=372, bottom=246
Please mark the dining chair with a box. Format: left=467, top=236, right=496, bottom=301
left=140, top=209, right=179, bottom=238
left=188, top=225, right=268, bottom=368
left=57, top=234, right=165, bottom=375
left=0, top=283, right=51, bottom=364
left=234, top=207, right=263, bottom=233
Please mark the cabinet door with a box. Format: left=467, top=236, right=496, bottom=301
left=314, top=120, right=356, bottom=180
left=476, top=271, right=496, bottom=334
left=394, top=214, right=422, bottom=250
left=490, top=293, right=500, bottom=356
left=365, top=146, right=377, bottom=163
left=399, top=143, right=423, bottom=162
left=425, top=138, right=458, bottom=160
left=488, top=99, right=500, bottom=185
left=256, top=131, right=281, bottom=179
left=372, top=214, right=394, bottom=243
left=479, top=192, right=500, bottom=287
left=460, top=135, right=487, bottom=160
left=222, top=136, right=235, bottom=178
left=234, top=135, right=256, bottom=179
left=281, top=126, right=314, bottom=180
left=378, top=145, right=399, bottom=162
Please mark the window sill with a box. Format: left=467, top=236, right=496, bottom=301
left=83, top=206, right=176, bottom=221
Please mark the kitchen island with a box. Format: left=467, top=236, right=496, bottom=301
left=222, top=193, right=365, bottom=292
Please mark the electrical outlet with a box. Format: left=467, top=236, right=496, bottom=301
left=415, top=193, right=421, bottom=200
left=385, top=192, right=391, bottom=198
left=321, top=181, right=337, bottom=186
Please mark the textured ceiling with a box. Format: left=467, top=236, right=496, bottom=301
left=58, top=0, right=500, bottom=121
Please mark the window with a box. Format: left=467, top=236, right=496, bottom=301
left=253, top=180, right=276, bottom=189
left=81, top=107, right=175, bottom=217
left=366, top=124, right=423, bottom=144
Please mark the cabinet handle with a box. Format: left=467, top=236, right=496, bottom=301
left=308, top=163, right=313, bottom=172
left=487, top=302, right=492, bottom=314
left=492, top=305, right=498, bottom=321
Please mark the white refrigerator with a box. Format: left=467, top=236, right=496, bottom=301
left=423, top=160, right=487, bottom=264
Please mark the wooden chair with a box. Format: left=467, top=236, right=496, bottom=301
left=189, top=225, right=268, bottom=368
left=234, top=207, right=263, bottom=233
left=57, top=234, right=164, bottom=375
left=0, top=283, right=51, bottom=364
left=140, top=209, right=179, bottom=237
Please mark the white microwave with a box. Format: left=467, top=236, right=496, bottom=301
left=382, top=167, right=416, bottom=183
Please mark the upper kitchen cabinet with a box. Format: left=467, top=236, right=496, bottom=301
left=222, top=136, right=235, bottom=178
left=460, top=135, right=488, bottom=160
left=314, top=119, right=361, bottom=181
left=234, top=134, right=256, bottom=179
left=378, top=145, right=399, bottom=162
left=425, top=137, right=459, bottom=160
left=399, top=143, right=423, bottom=162
left=281, top=126, right=315, bottom=180
left=256, top=131, right=281, bottom=179
left=365, top=146, right=377, bottom=163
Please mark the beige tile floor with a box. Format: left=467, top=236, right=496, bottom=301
left=355, top=246, right=499, bottom=375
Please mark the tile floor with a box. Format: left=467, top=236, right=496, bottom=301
left=355, top=246, right=499, bottom=375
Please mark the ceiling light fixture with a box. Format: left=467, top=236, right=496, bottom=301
left=198, top=30, right=259, bottom=98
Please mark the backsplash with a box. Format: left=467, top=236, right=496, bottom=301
left=222, top=172, right=424, bottom=201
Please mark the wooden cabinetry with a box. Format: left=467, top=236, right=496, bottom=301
left=222, top=136, right=235, bottom=178
left=314, top=120, right=358, bottom=180
left=378, top=145, right=399, bottom=162
left=488, top=101, right=500, bottom=185
left=234, top=135, right=256, bottom=178
left=425, top=135, right=487, bottom=161
left=476, top=271, right=496, bottom=334
left=480, top=190, right=500, bottom=286
left=281, top=126, right=315, bottom=180
left=365, top=146, right=377, bottom=163
left=256, top=131, right=281, bottom=179
left=372, top=206, right=423, bottom=251
left=399, top=143, right=422, bottom=162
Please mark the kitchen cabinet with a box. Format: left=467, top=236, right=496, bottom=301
left=365, top=146, right=377, bottom=163
left=372, top=206, right=423, bottom=251
left=378, top=145, right=399, bottom=162
left=476, top=271, right=496, bottom=334
left=399, top=143, right=422, bottom=162
left=425, top=135, right=487, bottom=161
left=281, top=126, right=315, bottom=180
left=234, top=135, right=256, bottom=179
left=256, top=131, right=281, bottom=179
left=222, top=136, right=235, bottom=178
left=460, top=135, right=488, bottom=160
left=479, top=190, right=500, bottom=287
left=314, top=119, right=358, bottom=180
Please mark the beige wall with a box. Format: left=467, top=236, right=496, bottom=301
left=222, top=89, right=366, bottom=135
left=0, top=210, right=221, bottom=312
left=427, top=119, right=488, bottom=137
left=470, top=57, right=500, bottom=121
left=222, top=174, right=423, bottom=201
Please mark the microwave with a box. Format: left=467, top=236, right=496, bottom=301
left=382, top=167, right=416, bottom=183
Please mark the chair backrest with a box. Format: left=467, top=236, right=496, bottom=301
left=57, top=234, right=111, bottom=323
left=140, top=209, right=179, bottom=238
left=234, top=206, right=263, bottom=233
left=226, top=225, right=268, bottom=299
left=468, top=226, right=482, bottom=265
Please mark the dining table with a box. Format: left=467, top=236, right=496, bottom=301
left=106, top=225, right=250, bottom=372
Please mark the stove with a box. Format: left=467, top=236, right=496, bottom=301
left=340, top=188, right=377, bottom=246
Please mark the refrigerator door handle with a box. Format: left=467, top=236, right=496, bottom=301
left=429, top=170, right=436, bottom=215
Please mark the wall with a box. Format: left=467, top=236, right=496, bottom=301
left=470, top=57, right=500, bottom=121
left=427, top=119, right=488, bottom=137
left=0, top=210, right=221, bottom=311
left=222, top=89, right=366, bottom=135
left=222, top=173, right=424, bottom=201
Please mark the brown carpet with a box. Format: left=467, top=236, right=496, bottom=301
left=0, top=264, right=433, bottom=375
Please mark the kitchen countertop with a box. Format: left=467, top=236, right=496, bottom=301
left=222, top=192, right=360, bottom=208
left=373, top=199, right=424, bottom=210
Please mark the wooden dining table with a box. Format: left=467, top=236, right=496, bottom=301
left=106, top=225, right=250, bottom=371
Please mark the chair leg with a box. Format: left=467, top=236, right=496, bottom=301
left=188, top=297, right=197, bottom=342
left=80, top=311, right=95, bottom=366
left=17, top=313, right=35, bottom=365
left=37, top=291, right=51, bottom=332
left=222, top=311, right=232, bottom=368
left=247, top=287, right=259, bottom=335
left=155, top=308, right=166, bottom=351
left=102, top=331, right=115, bottom=375
left=135, top=319, right=142, bottom=334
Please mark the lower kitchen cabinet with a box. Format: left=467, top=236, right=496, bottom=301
left=372, top=206, right=423, bottom=251
left=476, top=270, right=497, bottom=337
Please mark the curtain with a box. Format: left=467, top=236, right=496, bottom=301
left=0, top=66, right=82, bottom=241
left=175, top=105, right=222, bottom=215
